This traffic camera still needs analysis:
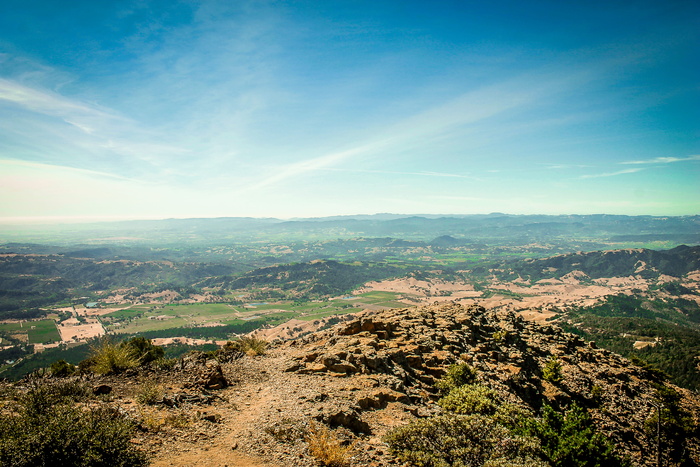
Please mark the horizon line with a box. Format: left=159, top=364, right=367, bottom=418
left=0, top=212, right=697, bottom=227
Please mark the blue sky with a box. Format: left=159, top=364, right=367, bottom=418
left=0, top=0, right=698, bottom=222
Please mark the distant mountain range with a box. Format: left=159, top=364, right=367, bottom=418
left=494, top=244, right=700, bottom=281
left=1, top=213, right=698, bottom=245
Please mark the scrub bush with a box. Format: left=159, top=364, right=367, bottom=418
left=438, top=384, right=499, bottom=415
left=0, top=381, right=146, bottom=466
left=86, top=337, right=165, bottom=375
left=306, top=422, right=354, bottom=467
left=435, top=363, right=477, bottom=394
left=385, top=414, right=545, bottom=467
left=541, top=357, right=563, bottom=384
left=226, top=336, right=269, bottom=356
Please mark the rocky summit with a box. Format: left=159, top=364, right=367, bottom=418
left=2, top=303, right=699, bottom=466
left=280, top=303, right=699, bottom=465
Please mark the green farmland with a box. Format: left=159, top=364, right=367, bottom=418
left=0, top=321, right=25, bottom=334
left=0, top=319, right=60, bottom=344
left=103, top=291, right=410, bottom=338
left=27, top=320, right=61, bottom=344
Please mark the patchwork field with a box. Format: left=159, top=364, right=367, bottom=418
left=0, top=319, right=61, bottom=344
left=99, top=291, right=410, bottom=338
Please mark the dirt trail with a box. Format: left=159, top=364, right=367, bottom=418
left=142, top=333, right=409, bottom=467
left=151, top=451, right=273, bottom=467
left=147, top=360, right=280, bottom=467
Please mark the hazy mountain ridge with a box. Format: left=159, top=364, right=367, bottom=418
left=2, top=213, right=698, bottom=245
left=494, top=245, right=700, bottom=281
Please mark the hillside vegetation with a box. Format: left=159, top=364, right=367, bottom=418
left=2, top=303, right=697, bottom=466
left=561, top=294, right=700, bottom=390
left=495, top=245, right=700, bottom=281
left=201, top=260, right=403, bottom=300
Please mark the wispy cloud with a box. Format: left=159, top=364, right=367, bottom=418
left=0, top=76, right=192, bottom=177
left=243, top=67, right=591, bottom=190
left=0, top=158, right=140, bottom=182
left=545, top=164, right=593, bottom=170
left=579, top=168, right=644, bottom=179
left=0, top=78, right=121, bottom=130
left=620, top=155, right=700, bottom=165
left=249, top=141, right=390, bottom=190
left=319, top=167, right=478, bottom=180
left=241, top=82, right=523, bottom=190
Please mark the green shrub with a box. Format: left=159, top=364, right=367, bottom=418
left=19, top=379, right=91, bottom=415
left=492, top=330, right=509, bottom=342
left=0, top=382, right=146, bottom=466
left=88, top=339, right=139, bottom=375
left=437, top=381, right=533, bottom=432
left=590, top=385, right=604, bottom=405
left=435, top=363, right=477, bottom=394
left=385, top=414, right=546, bottom=467
left=86, top=337, right=165, bottom=375
left=517, top=404, right=628, bottom=467
left=644, top=384, right=697, bottom=465
left=49, top=359, right=76, bottom=377
left=491, top=403, right=535, bottom=430
left=226, top=336, right=268, bottom=356
left=542, top=357, right=563, bottom=384
left=123, top=336, right=165, bottom=364
left=438, top=384, right=499, bottom=416
left=398, top=359, right=628, bottom=467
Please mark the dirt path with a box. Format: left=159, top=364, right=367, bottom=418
left=142, top=340, right=408, bottom=467
left=147, top=361, right=280, bottom=467
left=150, top=451, right=273, bottom=467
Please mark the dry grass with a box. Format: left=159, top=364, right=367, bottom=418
left=89, top=339, right=139, bottom=375
left=135, top=380, right=164, bottom=405
left=137, top=407, right=192, bottom=432
left=305, top=422, right=354, bottom=467
left=137, top=407, right=166, bottom=433
left=227, top=336, right=269, bottom=356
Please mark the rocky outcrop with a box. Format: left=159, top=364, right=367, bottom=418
left=283, top=303, right=699, bottom=466
left=176, top=351, right=228, bottom=390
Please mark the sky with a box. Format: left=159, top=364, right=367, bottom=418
left=0, top=0, right=698, bottom=222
